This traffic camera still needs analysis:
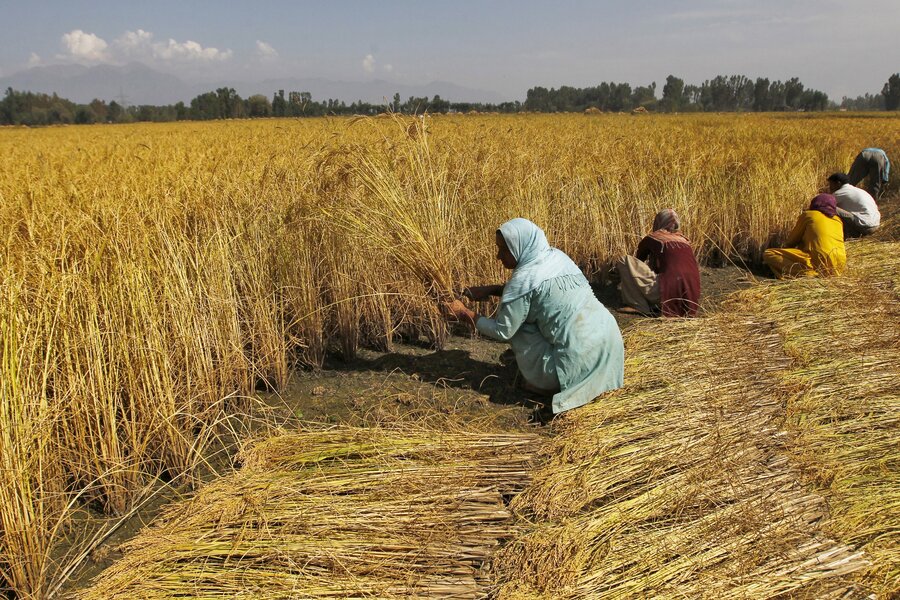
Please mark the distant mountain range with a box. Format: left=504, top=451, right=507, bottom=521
left=0, top=62, right=508, bottom=106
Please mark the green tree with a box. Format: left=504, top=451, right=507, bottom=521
left=796, top=90, right=826, bottom=111
left=728, top=75, right=754, bottom=111
left=1, top=87, right=21, bottom=123
left=272, top=90, right=286, bottom=117
left=768, top=80, right=787, bottom=110
left=608, top=83, right=632, bottom=111
left=784, top=77, right=804, bottom=109
left=246, top=94, right=271, bottom=117
left=840, top=93, right=884, bottom=111
left=401, top=96, right=429, bottom=114
left=631, top=82, right=657, bottom=110
left=661, top=75, right=684, bottom=112
left=752, top=78, right=770, bottom=111
left=47, top=95, right=74, bottom=123
left=215, top=87, right=241, bottom=118
left=683, top=84, right=702, bottom=110
left=190, top=91, right=221, bottom=119
left=74, top=106, right=96, bottom=124
left=107, top=100, right=124, bottom=123
left=882, top=73, right=900, bottom=110
left=701, top=76, right=732, bottom=110
left=297, top=92, right=312, bottom=115
left=524, top=86, right=551, bottom=111
left=430, top=95, right=450, bottom=113
left=287, top=92, right=303, bottom=116
left=88, top=99, right=107, bottom=122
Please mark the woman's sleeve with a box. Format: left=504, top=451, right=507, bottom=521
left=784, top=213, right=808, bottom=248
left=635, top=236, right=654, bottom=261
left=475, top=295, right=530, bottom=342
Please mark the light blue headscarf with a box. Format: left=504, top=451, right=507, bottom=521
left=498, top=218, right=584, bottom=304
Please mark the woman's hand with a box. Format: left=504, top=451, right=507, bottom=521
left=443, top=299, right=477, bottom=328
left=462, top=284, right=502, bottom=301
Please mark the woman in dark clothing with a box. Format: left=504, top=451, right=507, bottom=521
left=615, top=208, right=701, bottom=317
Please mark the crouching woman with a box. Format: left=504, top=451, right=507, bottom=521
left=763, top=194, right=846, bottom=279
left=445, top=218, right=624, bottom=415
left=616, top=208, right=701, bottom=317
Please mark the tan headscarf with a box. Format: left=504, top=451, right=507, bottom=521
left=648, top=208, right=688, bottom=245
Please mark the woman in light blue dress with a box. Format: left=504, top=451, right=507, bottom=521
left=446, top=218, right=624, bottom=414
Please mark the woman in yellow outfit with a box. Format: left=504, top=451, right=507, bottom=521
left=763, top=194, right=846, bottom=279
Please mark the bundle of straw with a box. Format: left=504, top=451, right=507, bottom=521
left=729, top=237, right=900, bottom=596
left=494, top=312, right=869, bottom=598
left=81, top=426, right=540, bottom=599
left=496, top=246, right=900, bottom=598
left=492, top=227, right=900, bottom=597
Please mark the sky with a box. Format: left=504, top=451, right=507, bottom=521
left=0, top=0, right=897, bottom=101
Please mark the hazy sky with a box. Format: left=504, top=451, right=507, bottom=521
left=1, top=0, right=897, bottom=100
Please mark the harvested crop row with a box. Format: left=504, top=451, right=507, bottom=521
left=78, top=232, right=898, bottom=599
left=80, top=428, right=541, bottom=599
left=734, top=239, right=900, bottom=595
left=491, top=243, right=900, bottom=598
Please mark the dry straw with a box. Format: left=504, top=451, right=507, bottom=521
left=81, top=230, right=898, bottom=599
left=493, top=233, right=898, bottom=598
left=80, top=427, right=540, bottom=599
left=1, top=114, right=897, bottom=597
left=734, top=238, right=900, bottom=595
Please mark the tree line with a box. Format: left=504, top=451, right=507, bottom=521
left=0, top=87, right=521, bottom=126
left=1, top=73, right=898, bottom=126
left=526, top=73, right=900, bottom=113
left=840, top=73, right=900, bottom=111
left=529, top=75, right=830, bottom=112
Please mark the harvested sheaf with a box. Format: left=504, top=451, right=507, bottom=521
left=842, top=239, right=900, bottom=296
left=493, top=234, right=900, bottom=598
left=731, top=239, right=900, bottom=595
left=494, top=318, right=867, bottom=598
left=81, top=428, right=541, bottom=599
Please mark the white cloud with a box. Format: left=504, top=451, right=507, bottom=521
left=27, top=52, right=41, bottom=67
left=60, top=29, right=109, bottom=62
left=383, top=63, right=394, bottom=73
left=153, top=38, right=231, bottom=62
left=115, top=29, right=153, bottom=51
left=362, top=53, right=376, bottom=73
left=55, top=28, right=232, bottom=66
left=256, top=40, right=278, bottom=60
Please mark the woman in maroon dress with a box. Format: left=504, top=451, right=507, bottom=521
left=615, top=208, right=701, bottom=317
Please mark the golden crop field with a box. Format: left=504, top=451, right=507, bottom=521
left=1, top=113, right=898, bottom=598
